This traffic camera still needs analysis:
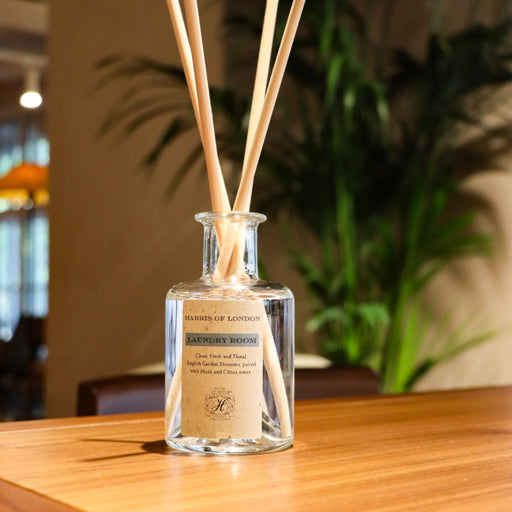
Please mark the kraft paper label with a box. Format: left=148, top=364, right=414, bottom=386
left=181, top=300, right=264, bottom=439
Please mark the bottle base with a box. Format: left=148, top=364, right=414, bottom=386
left=165, top=434, right=293, bottom=455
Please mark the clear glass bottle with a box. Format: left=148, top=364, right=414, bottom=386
left=165, top=212, right=294, bottom=454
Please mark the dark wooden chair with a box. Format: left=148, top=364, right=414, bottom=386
left=77, top=373, right=165, bottom=416
left=294, top=367, right=380, bottom=400
left=77, top=367, right=380, bottom=416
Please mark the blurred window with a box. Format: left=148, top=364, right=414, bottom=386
left=0, top=119, right=49, bottom=340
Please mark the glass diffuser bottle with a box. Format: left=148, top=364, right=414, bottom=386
left=165, top=212, right=294, bottom=454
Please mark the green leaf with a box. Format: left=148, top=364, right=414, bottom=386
left=352, top=302, right=390, bottom=328
left=306, top=306, right=351, bottom=332
left=325, top=54, right=344, bottom=107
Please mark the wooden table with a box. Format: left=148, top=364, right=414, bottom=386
left=0, top=387, right=511, bottom=512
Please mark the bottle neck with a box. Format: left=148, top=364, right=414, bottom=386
left=196, top=212, right=265, bottom=281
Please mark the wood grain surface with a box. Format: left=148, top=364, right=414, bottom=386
left=0, top=387, right=511, bottom=512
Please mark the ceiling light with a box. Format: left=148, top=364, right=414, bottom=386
left=20, top=67, right=42, bottom=109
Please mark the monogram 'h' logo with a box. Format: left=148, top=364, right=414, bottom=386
left=205, top=387, right=235, bottom=419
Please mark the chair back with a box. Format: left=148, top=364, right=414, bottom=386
left=77, top=367, right=380, bottom=416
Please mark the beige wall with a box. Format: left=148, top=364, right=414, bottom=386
left=47, top=0, right=221, bottom=416
left=416, top=151, right=512, bottom=391
left=47, top=0, right=511, bottom=417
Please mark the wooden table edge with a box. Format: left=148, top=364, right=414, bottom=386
left=0, top=479, right=82, bottom=512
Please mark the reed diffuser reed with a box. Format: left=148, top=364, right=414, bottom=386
left=164, top=0, right=305, bottom=454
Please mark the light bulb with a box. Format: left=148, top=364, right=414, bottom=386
left=20, top=91, right=42, bottom=109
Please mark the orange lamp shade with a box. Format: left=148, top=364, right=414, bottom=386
left=0, top=163, right=48, bottom=193
left=0, top=163, right=49, bottom=205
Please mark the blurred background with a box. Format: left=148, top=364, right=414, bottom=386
left=0, top=0, right=510, bottom=420
left=0, top=0, right=48, bottom=420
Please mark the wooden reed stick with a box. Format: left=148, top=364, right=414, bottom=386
left=212, top=3, right=279, bottom=276
left=235, top=0, right=306, bottom=212
left=164, top=356, right=182, bottom=435
left=243, top=0, right=279, bottom=168
left=164, top=0, right=202, bottom=139
left=262, top=303, right=292, bottom=436
left=224, top=0, right=279, bottom=278
left=183, top=0, right=230, bottom=213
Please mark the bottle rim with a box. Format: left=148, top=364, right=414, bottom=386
left=195, top=211, right=267, bottom=225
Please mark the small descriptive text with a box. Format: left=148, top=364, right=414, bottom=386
left=186, top=352, right=257, bottom=376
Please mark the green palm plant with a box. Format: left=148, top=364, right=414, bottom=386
left=97, top=0, right=512, bottom=392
